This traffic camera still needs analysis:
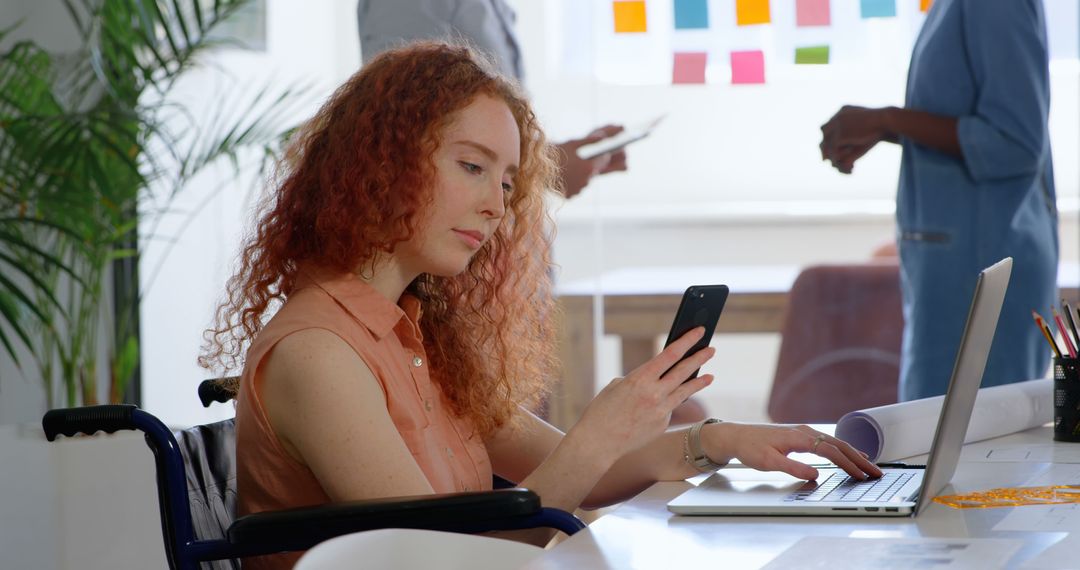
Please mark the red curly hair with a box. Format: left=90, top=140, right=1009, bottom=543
left=200, top=43, right=561, bottom=437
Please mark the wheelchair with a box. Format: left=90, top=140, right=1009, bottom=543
left=42, top=380, right=583, bottom=570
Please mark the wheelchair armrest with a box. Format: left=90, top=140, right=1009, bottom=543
left=227, top=488, right=543, bottom=553
left=42, top=405, right=139, bottom=440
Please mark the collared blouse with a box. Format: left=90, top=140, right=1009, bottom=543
left=235, top=269, right=493, bottom=569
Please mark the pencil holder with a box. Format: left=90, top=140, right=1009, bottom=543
left=1053, top=357, right=1080, bottom=442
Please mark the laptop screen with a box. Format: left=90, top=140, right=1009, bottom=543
left=913, top=257, right=1012, bottom=515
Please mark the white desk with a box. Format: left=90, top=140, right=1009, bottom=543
left=525, top=426, right=1076, bottom=569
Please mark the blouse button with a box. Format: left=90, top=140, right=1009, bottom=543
left=464, top=485, right=472, bottom=491
left=424, top=400, right=433, bottom=412
left=446, top=447, right=454, bottom=458
left=412, top=355, right=423, bottom=367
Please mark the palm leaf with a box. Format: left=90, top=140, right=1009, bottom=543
left=0, top=270, right=56, bottom=334
left=186, top=80, right=310, bottom=182
left=0, top=289, right=36, bottom=370
left=0, top=224, right=86, bottom=286
left=0, top=250, right=68, bottom=319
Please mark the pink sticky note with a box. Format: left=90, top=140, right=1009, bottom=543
left=796, top=0, right=830, bottom=27
left=731, top=50, right=765, bottom=84
left=673, top=52, right=707, bottom=84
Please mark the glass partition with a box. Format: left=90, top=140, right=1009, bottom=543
left=518, top=0, right=1080, bottom=428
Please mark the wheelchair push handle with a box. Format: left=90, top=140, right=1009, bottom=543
left=42, top=404, right=139, bottom=441
left=198, top=378, right=236, bottom=407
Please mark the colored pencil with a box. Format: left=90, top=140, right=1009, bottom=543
left=1065, top=300, right=1080, bottom=351
left=1033, top=310, right=1063, bottom=358
left=1045, top=324, right=1063, bottom=358
left=1053, top=307, right=1077, bottom=358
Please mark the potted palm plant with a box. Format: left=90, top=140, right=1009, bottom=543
left=0, top=0, right=302, bottom=408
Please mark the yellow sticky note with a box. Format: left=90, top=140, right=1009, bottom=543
left=736, top=0, right=771, bottom=26
left=613, top=1, right=648, bottom=33
left=920, top=0, right=933, bottom=12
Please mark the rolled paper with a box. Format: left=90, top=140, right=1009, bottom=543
left=836, top=379, right=1052, bottom=461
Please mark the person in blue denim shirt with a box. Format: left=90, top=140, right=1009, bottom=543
left=819, top=0, right=1058, bottom=400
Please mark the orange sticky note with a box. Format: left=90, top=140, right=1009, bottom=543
left=736, top=0, right=771, bottom=26
left=673, top=52, right=707, bottom=84
left=731, top=50, right=765, bottom=84
left=920, top=0, right=932, bottom=12
left=613, top=1, right=648, bottom=33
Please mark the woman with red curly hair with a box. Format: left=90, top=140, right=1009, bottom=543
left=201, top=43, right=879, bottom=568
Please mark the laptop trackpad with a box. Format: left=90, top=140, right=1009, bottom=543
left=714, top=470, right=809, bottom=488
left=691, top=470, right=815, bottom=505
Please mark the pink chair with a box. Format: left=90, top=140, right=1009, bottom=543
left=767, top=263, right=903, bottom=423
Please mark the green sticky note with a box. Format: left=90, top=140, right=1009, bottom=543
left=795, top=45, right=829, bottom=65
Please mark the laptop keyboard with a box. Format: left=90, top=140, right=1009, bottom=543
left=784, top=471, right=916, bottom=503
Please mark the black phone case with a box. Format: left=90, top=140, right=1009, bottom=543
left=663, top=284, right=729, bottom=380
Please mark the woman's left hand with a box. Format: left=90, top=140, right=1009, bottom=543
left=703, top=422, right=883, bottom=481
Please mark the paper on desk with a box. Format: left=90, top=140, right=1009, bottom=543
left=761, top=537, right=1021, bottom=570
left=961, top=443, right=1080, bottom=463
left=1020, top=534, right=1080, bottom=569
left=1021, top=464, right=1080, bottom=487
left=994, top=503, right=1080, bottom=532
left=835, top=379, right=1051, bottom=462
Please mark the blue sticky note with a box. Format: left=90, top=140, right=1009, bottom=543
left=860, top=0, right=896, bottom=18
left=674, top=0, right=709, bottom=29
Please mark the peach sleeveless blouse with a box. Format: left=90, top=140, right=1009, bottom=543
left=235, top=270, right=492, bottom=569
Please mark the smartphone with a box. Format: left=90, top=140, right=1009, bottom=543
left=662, top=285, right=729, bottom=380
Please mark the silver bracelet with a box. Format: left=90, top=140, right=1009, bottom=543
left=684, top=418, right=727, bottom=473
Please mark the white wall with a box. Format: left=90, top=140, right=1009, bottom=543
left=139, top=0, right=362, bottom=428
left=521, top=1, right=1079, bottom=219
left=0, top=424, right=164, bottom=570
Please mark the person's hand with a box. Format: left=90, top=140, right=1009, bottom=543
left=826, top=141, right=876, bottom=175
left=703, top=423, right=883, bottom=481
left=587, top=125, right=628, bottom=175
left=568, top=327, right=716, bottom=466
left=555, top=124, right=628, bottom=199
left=819, top=106, right=893, bottom=174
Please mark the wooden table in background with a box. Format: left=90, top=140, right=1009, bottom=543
left=549, top=264, right=1080, bottom=432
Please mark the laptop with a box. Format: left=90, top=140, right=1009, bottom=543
left=668, top=257, right=1013, bottom=517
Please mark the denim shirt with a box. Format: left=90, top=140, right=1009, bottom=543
left=897, top=0, right=1058, bottom=400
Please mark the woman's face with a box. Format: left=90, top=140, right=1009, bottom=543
left=398, top=94, right=521, bottom=277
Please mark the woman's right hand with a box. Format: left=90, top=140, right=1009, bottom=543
left=568, top=327, right=717, bottom=466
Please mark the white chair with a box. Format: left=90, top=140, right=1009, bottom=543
left=295, top=528, right=544, bottom=570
